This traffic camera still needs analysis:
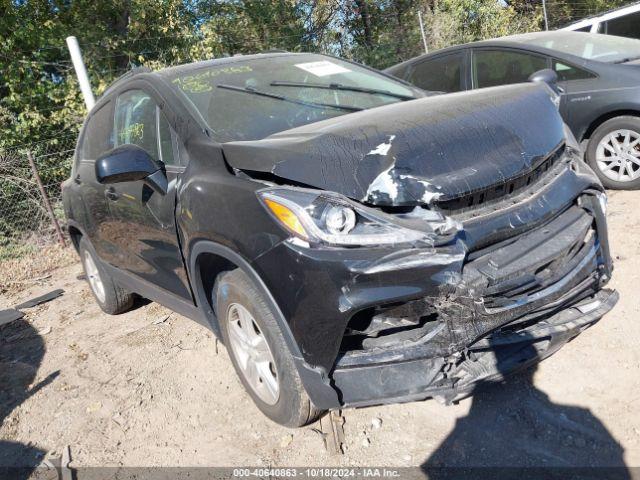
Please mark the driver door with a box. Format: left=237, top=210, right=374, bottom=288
left=105, top=88, right=192, bottom=301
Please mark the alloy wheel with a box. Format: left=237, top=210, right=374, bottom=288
left=83, top=250, right=106, bottom=303
left=595, top=129, right=640, bottom=182
left=226, top=303, right=280, bottom=405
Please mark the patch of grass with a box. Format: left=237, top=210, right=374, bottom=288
left=0, top=239, right=37, bottom=261
left=0, top=237, right=78, bottom=294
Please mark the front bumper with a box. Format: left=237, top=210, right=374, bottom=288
left=332, top=288, right=618, bottom=407
left=250, top=165, right=617, bottom=409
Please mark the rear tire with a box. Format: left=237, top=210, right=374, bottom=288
left=79, top=237, right=134, bottom=315
left=585, top=116, right=640, bottom=190
left=216, top=269, right=324, bottom=427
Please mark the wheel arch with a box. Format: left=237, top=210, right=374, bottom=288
left=581, top=109, right=640, bottom=142
left=188, top=240, right=299, bottom=354
left=66, top=220, right=86, bottom=253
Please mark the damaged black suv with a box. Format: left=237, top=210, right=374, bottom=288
left=63, top=52, right=618, bottom=427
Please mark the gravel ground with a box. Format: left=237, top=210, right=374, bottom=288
left=0, top=190, right=639, bottom=472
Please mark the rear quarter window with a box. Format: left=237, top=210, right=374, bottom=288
left=81, top=102, right=114, bottom=160
left=553, top=60, right=596, bottom=81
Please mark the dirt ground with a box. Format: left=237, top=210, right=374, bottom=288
left=1, top=190, right=639, bottom=471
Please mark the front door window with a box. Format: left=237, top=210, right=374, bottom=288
left=114, top=90, right=160, bottom=161
left=473, top=49, right=548, bottom=88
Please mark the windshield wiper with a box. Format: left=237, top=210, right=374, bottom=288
left=217, top=84, right=362, bottom=112
left=270, top=80, right=417, bottom=101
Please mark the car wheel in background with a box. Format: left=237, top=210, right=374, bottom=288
left=79, top=237, right=134, bottom=314
left=586, top=116, right=640, bottom=190
left=215, top=269, right=324, bottom=427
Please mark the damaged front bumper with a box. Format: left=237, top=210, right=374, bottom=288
left=250, top=161, right=618, bottom=410
left=333, top=288, right=618, bottom=407
left=331, top=191, right=618, bottom=406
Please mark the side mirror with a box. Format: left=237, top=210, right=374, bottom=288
left=95, top=145, right=167, bottom=195
left=528, top=68, right=562, bottom=96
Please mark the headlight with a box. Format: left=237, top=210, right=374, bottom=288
left=258, top=187, right=443, bottom=247
left=323, top=204, right=356, bottom=234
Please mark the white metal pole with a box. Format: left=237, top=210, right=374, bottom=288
left=65, top=36, right=95, bottom=111
left=418, top=11, right=428, bottom=54
left=542, top=0, right=549, bottom=31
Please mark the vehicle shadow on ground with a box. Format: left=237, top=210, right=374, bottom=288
left=0, top=318, right=59, bottom=479
left=421, top=334, right=630, bottom=480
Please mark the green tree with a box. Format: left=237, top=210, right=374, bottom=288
left=426, top=0, right=541, bottom=50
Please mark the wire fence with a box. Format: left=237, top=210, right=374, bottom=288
left=0, top=134, right=77, bottom=258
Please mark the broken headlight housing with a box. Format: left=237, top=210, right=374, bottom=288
left=258, top=188, right=436, bottom=247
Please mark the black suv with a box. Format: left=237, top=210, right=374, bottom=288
left=63, top=52, right=618, bottom=427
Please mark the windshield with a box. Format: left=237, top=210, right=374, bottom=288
left=514, top=32, right=640, bottom=63
left=163, top=54, right=421, bottom=142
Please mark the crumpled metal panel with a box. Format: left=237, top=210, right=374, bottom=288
left=222, top=83, right=564, bottom=206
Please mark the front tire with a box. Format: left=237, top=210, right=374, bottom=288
left=216, top=269, right=324, bottom=427
left=586, top=116, right=640, bottom=190
left=79, top=237, right=134, bottom=315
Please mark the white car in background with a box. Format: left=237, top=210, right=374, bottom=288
left=562, top=2, right=640, bottom=40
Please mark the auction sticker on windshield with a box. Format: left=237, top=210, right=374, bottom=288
left=295, top=60, right=351, bottom=77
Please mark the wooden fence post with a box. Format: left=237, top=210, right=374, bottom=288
left=27, top=150, right=66, bottom=246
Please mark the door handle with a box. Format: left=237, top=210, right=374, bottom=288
left=105, top=187, right=120, bottom=201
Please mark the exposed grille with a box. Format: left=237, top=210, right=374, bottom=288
left=462, top=205, right=599, bottom=313
left=435, top=144, right=565, bottom=214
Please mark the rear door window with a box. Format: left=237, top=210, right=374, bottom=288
left=81, top=102, right=114, bottom=160
left=407, top=53, right=464, bottom=92
left=472, top=49, right=548, bottom=88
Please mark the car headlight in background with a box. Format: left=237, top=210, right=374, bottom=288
left=258, top=187, right=444, bottom=247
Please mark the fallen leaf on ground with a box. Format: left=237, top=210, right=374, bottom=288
left=86, top=401, right=102, bottom=413
left=280, top=434, right=293, bottom=448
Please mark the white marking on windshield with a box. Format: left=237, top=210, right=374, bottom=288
left=294, top=60, right=351, bottom=77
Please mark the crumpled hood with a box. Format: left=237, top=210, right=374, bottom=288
left=222, top=83, right=565, bottom=206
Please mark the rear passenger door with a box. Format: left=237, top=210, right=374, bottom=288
left=105, top=88, right=192, bottom=301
